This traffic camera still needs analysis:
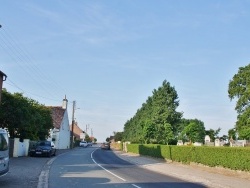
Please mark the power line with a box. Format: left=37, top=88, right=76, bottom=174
left=1, top=26, right=67, bottom=94
left=0, top=21, right=68, bottom=101
left=5, top=79, right=62, bottom=103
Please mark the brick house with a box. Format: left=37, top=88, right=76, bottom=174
left=70, top=122, right=85, bottom=141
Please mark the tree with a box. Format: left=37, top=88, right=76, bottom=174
left=0, top=89, right=53, bottom=140
left=142, top=120, right=155, bottom=143
left=114, top=132, right=123, bottom=142
left=106, top=137, right=110, bottom=142
left=228, top=128, right=237, bottom=140
left=228, top=64, right=250, bottom=139
left=156, top=122, right=174, bottom=144
left=205, top=128, right=221, bottom=142
left=219, top=135, right=228, bottom=141
left=182, top=119, right=206, bottom=143
left=123, top=80, right=182, bottom=144
left=84, top=134, right=91, bottom=142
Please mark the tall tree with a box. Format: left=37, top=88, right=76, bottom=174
left=228, top=64, right=250, bottom=139
left=123, top=80, right=182, bottom=144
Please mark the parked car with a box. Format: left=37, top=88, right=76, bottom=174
left=79, top=141, right=88, bottom=147
left=87, top=142, right=93, bottom=146
left=101, top=142, right=110, bottom=150
left=29, top=140, right=56, bottom=157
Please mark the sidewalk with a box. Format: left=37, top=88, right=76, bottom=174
left=113, top=150, right=250, bottom=188
left=0, top=149, right=71, bottom=188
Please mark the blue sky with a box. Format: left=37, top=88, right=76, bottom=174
left=1, top=0, right=249, bottom=142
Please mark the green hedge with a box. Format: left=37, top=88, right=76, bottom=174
left=126, top=144, right=250, bottom=171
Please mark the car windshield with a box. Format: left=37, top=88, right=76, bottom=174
left=0, top=132, right=8, bottom=151
left=38, top=141, right=51, bottom=146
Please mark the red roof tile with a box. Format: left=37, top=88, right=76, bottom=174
left=50, top=106, right=66, bottom=129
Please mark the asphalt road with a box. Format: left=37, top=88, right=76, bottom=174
left=46, top=146, right=205, bottom=188
left=1, top=145, right=250, bottom=188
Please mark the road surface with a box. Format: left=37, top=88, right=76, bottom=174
left=47, top=145, right=205, bottom=188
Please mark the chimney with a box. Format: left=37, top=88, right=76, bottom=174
left=62, top=95, right=68, bottom=109
left=0, top=70, right=7, bottom=103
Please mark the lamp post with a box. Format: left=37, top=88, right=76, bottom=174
left=0, top=70, right=7, bottom=103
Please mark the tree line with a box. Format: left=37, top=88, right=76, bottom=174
left=0, top=89, right=53, bottom=140
left=113, top=64, right=250, bottom=144
left=120, top=80, right=209, bottom=144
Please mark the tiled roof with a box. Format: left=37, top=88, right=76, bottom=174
left=50, top=106, right=66, bottom=129
left=70, top=122, right=84, bottom=139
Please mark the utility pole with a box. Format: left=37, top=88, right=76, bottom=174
left=71, top=101, right=76, bottom=149
left=85, top=124, right=89, bottom=134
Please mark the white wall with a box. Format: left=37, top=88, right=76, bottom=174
left=13, top=138, right=29, bottom=157
left=57, top=111, right=70, bottom=149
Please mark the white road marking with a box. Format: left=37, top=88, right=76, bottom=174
left=91, top=150, right=126, bottom=182
left=132, top=184, right=141, bottom=188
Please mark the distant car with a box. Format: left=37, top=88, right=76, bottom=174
left=101, top=142, right=110, bottom=150
left=29, top=140, right=56, bottom=157
left=88, top=142, right=93, bottom=146
left=79, top=141, right=88, bottom=147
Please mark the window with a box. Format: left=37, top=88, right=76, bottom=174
left=0, top=133, right=8, bottom=151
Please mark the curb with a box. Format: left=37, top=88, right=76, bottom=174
left=37, top=149, right=71, bottom=188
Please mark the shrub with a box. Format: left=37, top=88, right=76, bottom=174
left=126, top=144, right=250, bottom=171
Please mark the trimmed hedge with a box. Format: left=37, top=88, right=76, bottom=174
left=126, top=144, right=250, bottom=171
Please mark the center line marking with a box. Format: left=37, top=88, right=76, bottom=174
left=91, top=150, right=126, bottom=182
left=132, top=184, right=141, bottom=188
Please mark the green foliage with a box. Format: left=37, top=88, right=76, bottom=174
left=182, top=121, right=206, bottom=143
left=170, top=146, right=194, bottom=163
left=84, top=134, right=91, bottom=142
left=228, top=128, right=237, bottom=140
left=0, top=89, right=53, bottom=140
left=127, top=144, right=250, bottom=171
left=228, top=64, right=250, bottom=139
left=178, top=119, right=206, bottom=143
left=205, top=128, right=221, bottom=142
left=156, top=123, right=174, bottom=144
left=114, top=132, right=123, bottom=142
left=123, top=80, right=182, bottom=144
left=192, top=147, right=250, bottom=171
left=127, top=144, right=140, bottom=154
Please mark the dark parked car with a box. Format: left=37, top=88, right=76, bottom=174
left=101, top=142, right=110, bottom=150
left=29, top=141, right=56, bottom=157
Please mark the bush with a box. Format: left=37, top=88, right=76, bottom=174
left=126, top=144, right=250, bottom=171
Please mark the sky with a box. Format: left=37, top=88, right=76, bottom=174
left=0, top=0, right=250, bottom=142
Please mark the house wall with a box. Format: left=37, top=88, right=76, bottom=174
left=57, top=110, right=70, bottom=149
